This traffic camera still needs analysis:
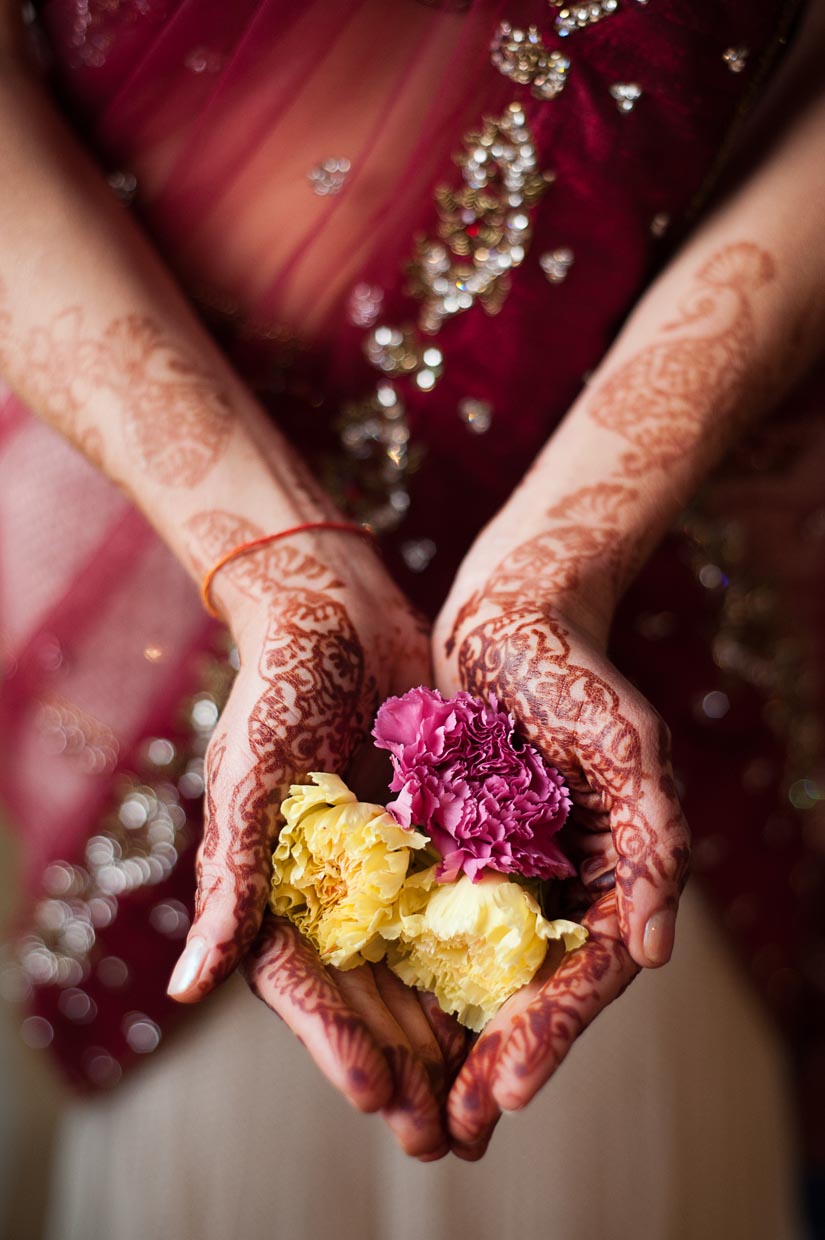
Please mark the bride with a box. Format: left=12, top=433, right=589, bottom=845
left=1, top=0, right=822, bottom=1234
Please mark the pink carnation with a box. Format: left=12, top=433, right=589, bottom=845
left=373, top=687, right=574, bottom=883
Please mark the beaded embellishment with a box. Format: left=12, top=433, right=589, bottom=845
left=335, top=102, right=553, bottom=529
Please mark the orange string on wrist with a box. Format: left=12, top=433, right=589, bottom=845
left=200, top=520, right=376, bottom=619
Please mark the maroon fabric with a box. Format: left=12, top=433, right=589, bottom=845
left=4, top=0, right=823, bottom=1111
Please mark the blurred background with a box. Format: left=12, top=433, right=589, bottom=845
left=0, top=822, right=63, bottom=1240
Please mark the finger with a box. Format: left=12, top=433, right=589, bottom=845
left=566, top=823, right=618, bottom=895
left=611, top=717, right=691, bottom=969
left=372, top=964, right=446, bottom=1098
left=333, top=966, right=448, bottom=1160
left=169, top=714, right=274, bottom=1002
left=446, top=1030, right=504, bottom=1158
left=416, top=991, right=471, bottom=1088
left=243, top=916, right=393, bottom=1114
left=445, top=938, right=569, bottom=1152
left=489, top=890, right=640, bottom=1113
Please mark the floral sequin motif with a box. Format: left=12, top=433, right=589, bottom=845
left=540, top=247, right=575, bottom=283
left=62, top=0, right=170, bottom=69
left=334, top=103, right=552, bottom=530
left=458, top=397, right=494, bottom=434
left=36, top=695, right=120, bottom=776
left=364, top=326, right=444, bottom=387
left=307, top=157, right=352, bottom=197
left=609, top=82, right=643, bottom=112
left=722, top=47, right=749, bottom=74
left=334, top=382, right=418, bottom=533
left=491, top=23, right=571, bottom=99
left=347, top=283, right=384, bottom=328
left=407, top=103, right=553, bottom=333
left=550, top=0, right=619, bottom=37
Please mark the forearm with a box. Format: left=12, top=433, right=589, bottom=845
left=482, top=27, right=825, bottom=632
left=0, top=50, right=339, bottom=621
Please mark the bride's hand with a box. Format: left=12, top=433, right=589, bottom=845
left=167, top=517, right=466, bottom=1159
left=433, top=527, right=691, bottom=1158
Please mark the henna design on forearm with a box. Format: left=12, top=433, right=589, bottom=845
left=588, top=243, right=775, bottom=476
left=245, top=917, right=393, bottom=1108
left=97, top=315, right=233, bottom=486
left=497, top=892, right=638, bottom=1091
left=184, top=510, right=341, bottom=602
left=0, top=294, right=232, bottom=486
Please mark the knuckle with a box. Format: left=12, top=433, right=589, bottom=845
left=638, top=704, right=670, bottom=750
left=657, top=835, right=691, bottom=888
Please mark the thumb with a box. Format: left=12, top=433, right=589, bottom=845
left=167, top=728, right=276, bottom=1002
left=613, top=721, right=691, bottom=970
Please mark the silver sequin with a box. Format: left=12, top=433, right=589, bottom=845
left=722, top=47, right=749, bottom=73
left=106, top=170, right=138, bottom=204
left=347, top=283, right=385, bottom=328
left=551, top=0, right=619, bottom=37
left=7, top=665, right=232, bottom=1002
left=491, top=23, right=571, bottom=100
left=401, top=539, right=437, bottom=573
left=539, top=247, right=575, bottom=283
left=650, top=212, right=670, bottom=238
left=609, top=82, right=643, bottom=113
left=307, top=157, right=352, bottom=197
left=458, top=397, right=494, bottom=434
left=184, top=46, right=225, bottom=74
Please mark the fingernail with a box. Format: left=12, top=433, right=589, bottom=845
left=495, top=1091, right=525, bottom=1113
left=643, top=909, right=676, bottom=966
left=417, top=1143, right=450, bottom=1163
left=167, top=937, right=208, bottom=996
left=450, top=1135, right=490, bottom=1162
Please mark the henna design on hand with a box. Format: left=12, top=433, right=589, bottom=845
left=455, top=598, right=689, bottom=942
left=440, top=247, right=777, bottom=1143
left=448, top=891, right=639, bottom=1144
left=440, top=483, right=691, bottom=1139
left=0, top=294, right=232, bottom=486
left=244, top=916, right=394, bottom=1113
left=380, top=1043, right=449, bottom=1159
left=445, top=485, right=640, bottom=644
left=196, top=567, right=373, bottom=988
left=176, top=507, right=457, bottom=1150
left=588, top=243, right=775, bottom=475
left=417, top=990, right=472, bottom=1090
left=446, top=1030, right=503, bottom=1156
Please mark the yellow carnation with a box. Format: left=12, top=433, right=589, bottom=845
left=269, top=772, right=427, bottom=970
left=382, top=868, right=587, bottom=1032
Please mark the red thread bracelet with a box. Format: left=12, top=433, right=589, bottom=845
left=200, top=520, right=376, bottom=619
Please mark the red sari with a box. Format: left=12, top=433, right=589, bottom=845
left=2, top=0, right=823, bottom=1131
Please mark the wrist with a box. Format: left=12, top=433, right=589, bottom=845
left=208, top=523, right=386, bottom=640
left=444, top=506, right=619, bottom=653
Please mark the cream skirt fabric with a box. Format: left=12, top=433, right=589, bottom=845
left=45, top=886, right=802, bottom=1240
